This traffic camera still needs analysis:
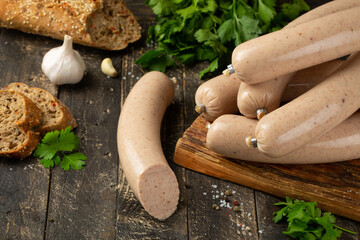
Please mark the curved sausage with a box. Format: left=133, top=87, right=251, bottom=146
left=252, top=53, right=360, bottom=158
left=238, top=59, right=346, bottom=119
left=195, top=74, right=241, bottom=122
left=206, top=114, right=360, bottom=164
left=228, top=6, right=360, bottom=84
left=117, top=71, right=179, bottom=220
left=235, top=0, right=358, bottom=119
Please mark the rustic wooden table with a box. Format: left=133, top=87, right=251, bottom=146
left=0, top=0, right=359, bottom=239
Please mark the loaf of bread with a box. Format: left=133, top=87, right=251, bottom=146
left=0, top=0, right=142, bottom=50
left=0, top=90, right=42, bottom=159
left=7, top=83, right=78, bottom=134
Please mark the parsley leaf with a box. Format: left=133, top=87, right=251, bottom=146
left=61, top=153, right=87, bottom=171
left=273, top=197, right=357, bottom=240
left=282, top=0, right=310, bottom=21
left=34, top=126, right=87, bottom=171
left=137, top=0, right=311, bottom=79
left=258, top=0, right=276, bottom=24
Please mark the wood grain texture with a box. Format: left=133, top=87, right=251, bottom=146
left=44, top=42, right=120, bottom=239
left=174, top=114, right=360, bottom=224
left=0, top=30, right=53, bottom=240
left=181, top=63, right=261, bottom=240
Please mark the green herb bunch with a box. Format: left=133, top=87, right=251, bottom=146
left=273, top=197, right=357, bottom=240
left=135, top=0, right=310, bottom=79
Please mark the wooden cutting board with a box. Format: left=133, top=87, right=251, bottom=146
left=174, top=114, right=360, bottom=222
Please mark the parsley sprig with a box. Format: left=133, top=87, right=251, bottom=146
left=34, top=127, right=87, bottom=171
left=273, top=196, right=357, bottom=240
left=135, top=0, right=310, bottom=79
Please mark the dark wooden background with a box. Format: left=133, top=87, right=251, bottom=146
left=0, top=0, right=359, bottom=239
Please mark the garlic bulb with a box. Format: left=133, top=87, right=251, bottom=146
left=41, top=35, right=86, bottom=85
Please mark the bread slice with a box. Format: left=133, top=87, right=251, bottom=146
left=0, top=126, right=40, bottom=160
left=7, top=83, right=78, bottom=134
left=0, top=0, right=141, bottom=50
left=0, top=90, right=42, bottom=159
left=0, top=89, right=42, bottom=130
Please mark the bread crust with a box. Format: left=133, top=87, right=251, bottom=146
left=0, top=130, right=40, bottom=160
left=7, top=83, right=78, bottom=134
left=0, top=89, right=42, bottom=129
left=0, top=0, right=141, bottom=50
left=0, top=90, right=42, bottom=159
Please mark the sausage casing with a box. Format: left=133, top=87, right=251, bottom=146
left=207, top=114, right=360, bottom=164
left=236, top=0, right=358, bottom=118
left=195, top=74, right=241, bottom=122
left=255, top=53, right=360, bottom=158
left=231, top=7, right=360, bottom=84
left=117, top=71, right=179, bottom=220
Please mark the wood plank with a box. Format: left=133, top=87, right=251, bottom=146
left=0, top=29, right=54, bottom=240
left=174, top=114, right=360, bottom=223
left=183, top=65, right=259, bottom=240
left=43, top=40, right=120, bottom=238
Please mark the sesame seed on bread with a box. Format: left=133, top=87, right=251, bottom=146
left=0, top=0, right=142, bottom=50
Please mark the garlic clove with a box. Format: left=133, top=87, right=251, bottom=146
left=101, top=58, right=118, bottom=78
left=42, top=35, right=86, bottom=85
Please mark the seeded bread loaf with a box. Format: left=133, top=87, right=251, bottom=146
left=0, top=90, right=42, bottom=159
left=7, top=83, right=78, bottom=134
left=0, top=0, right=141, bottom=50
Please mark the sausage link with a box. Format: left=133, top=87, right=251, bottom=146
left=282, top=59, right=345, bottom=102
left=195, top=59, right=347, bottom=121
left=117, top=71, right=179, bottom=220
left=238, top=59, right=346, bottom=119
left=206, top=114, right=360, bottom=164
left=253, top=53, right=360, bottom=158
left=229, top=6, right=360, bottom=84
left=195, top=74, right=241, bottom=122
left=236, top=0, right=358, bottom=119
